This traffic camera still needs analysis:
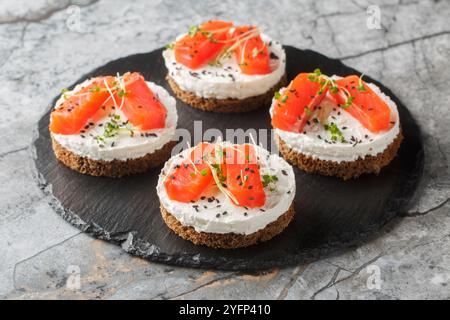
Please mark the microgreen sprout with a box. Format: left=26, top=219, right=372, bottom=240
left=274, top=91, right=281, bottom=100
left=324, top=123, right=345, bottom=142
left=305, top=106, right=312, bottom=116
left=188, top=25, right=199, bottom=37
left=95, top=113, right=136, bottom=145
left=262, top=174, right=278, bottom=188
left=357, top=73, right=366, bottom=92
left=341, top=95, right=354, bottom=109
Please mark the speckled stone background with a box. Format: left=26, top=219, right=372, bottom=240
left=1, top=0, right=449, bottom=300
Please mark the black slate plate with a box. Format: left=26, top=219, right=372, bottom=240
left=32, top=46, right=424, bottom=270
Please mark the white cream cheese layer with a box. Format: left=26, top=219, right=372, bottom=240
left=52, top=80, right=178, bottom=161
left=271, top=80, right=400, bottom=163
left=163, top=34, right=286, bottom=100
left=157, top=143, right=295, bottom=235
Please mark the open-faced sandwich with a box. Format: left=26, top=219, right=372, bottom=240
left=163, top=20, right=287, bottom=113
left=157, top=141, right=295, bottom=249
left=271, top=69, right=402, bottom=180
left=50, top=72, right=178, bottom=177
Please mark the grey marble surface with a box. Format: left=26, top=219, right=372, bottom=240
left=0, top=0, right=449, bottom=300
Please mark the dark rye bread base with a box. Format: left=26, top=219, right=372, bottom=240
left=166, top=73, right=287, bottom=113
left=51, top=136, right=176, bottom=178
left=160, top=203, right=295, bottom=249
left=276, top=131, right=404, bottom=180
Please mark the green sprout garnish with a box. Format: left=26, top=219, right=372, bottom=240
left=324, top=123, right=345, bottom=142
left=307, top=68, right=322, bottom=82
left=95, top=114, right=134, bottom=145
left=188, top=25, right=199, bottom=37
left=274, top=91, right=281, bottom=100
left=341, top=96, right=355, bottom=109
left=262, top=174, right=278, bottom=188
left=117, top=89, right=127, bottom=98
left=202, top=31, right=217, bottom=42
left=305, top=106, right=312, bottom=116
left=89, top=85, right=101, bottom=93
left=357, top=74, right=367, bottom=92
left=61, top=88, right=70, bottom=99
left=330, top=85, right=339, bottom=94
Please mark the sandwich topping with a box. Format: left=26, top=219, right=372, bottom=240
left=271, top=69, right=400, bottom=162
left=50, top=72, right=177, bottom=161
left=157, top=142, right=295, bottom=235
left=163, top=20, right=286, bottom=99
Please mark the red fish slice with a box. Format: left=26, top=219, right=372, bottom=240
left=332, top=75, right=391, bottom=132
left=223, top=144, right=265, bottom=208
left=271, top=73, right=328, bottom=132
left=164, top=143, right=215, bottom=203
left=232, top=26, right=270, bottom=75
left=174, top=20, right=233, bottom=69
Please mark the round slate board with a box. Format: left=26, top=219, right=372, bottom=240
left=32, top=46, right=424, bottom=271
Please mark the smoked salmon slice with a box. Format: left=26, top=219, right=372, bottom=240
left=164, top=143, right=215, bottom=203
left=231, top=26, right=270, bottom=75
left=223, top=144, right=265, bottom=208
left=165, top=143, right=266, bottom=208
left=271, top=72, right=328, bottom=132
left=50, top=72, right=167, bottom=134
left=119, top=73, right=167, bottom=131
left=174, top=20, right=233, bottom=69
left=332, top=75, right=391, bottom=132
left=50, top=77, right=115, bottom=135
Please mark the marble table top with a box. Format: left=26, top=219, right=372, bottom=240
left=0, top=0, right=449, bottom=299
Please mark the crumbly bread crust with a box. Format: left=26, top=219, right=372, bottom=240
left=52, top=136, right=176, bottom=178
left=160, top=202, right=295, bottom=249
left=276, top=131, right=403, bottom=180
left=166, top=73, right=287, bottom=113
